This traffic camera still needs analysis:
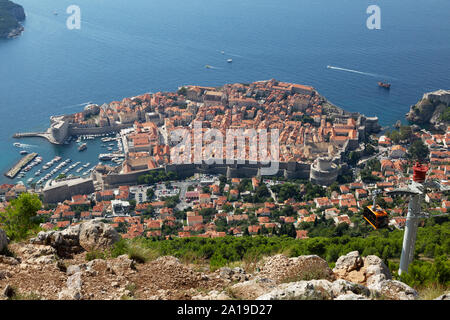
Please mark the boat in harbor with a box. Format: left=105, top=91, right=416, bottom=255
left=78, top=143, right=87, bottom=151
left=13, top=142, right=21, bottom=147
left=378, top=81, right=391, bottom=89
left=20, top=150, right=28, bottom=155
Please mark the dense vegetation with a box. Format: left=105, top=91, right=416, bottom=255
left=112, top=218, right=450, bottom=288
left=0, top=193, right=42, bottom=241
left=137, top=170, right=178, bottom=185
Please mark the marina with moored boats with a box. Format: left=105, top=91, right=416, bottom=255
left=3, top=131, right=125, bottom=186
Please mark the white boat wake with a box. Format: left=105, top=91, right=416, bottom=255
left=17, top=143, right=37, bottom=148
left=327, top=65, right=381, bottom=78
left=60, top=101, right=92, bottom=110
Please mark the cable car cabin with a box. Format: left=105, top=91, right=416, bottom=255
left=363, top=205, right=389, bottom=229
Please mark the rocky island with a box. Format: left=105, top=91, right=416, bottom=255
left=0, top=0, right=25, bottom=39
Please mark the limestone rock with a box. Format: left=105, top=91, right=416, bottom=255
left=30, top=225, right=82, bottom=257
left=3, top=284, right=15, bottom=298
left=434, top=292, right=450, bottom=300
left=30, top=221, right=119, bottom=257
left=0, top=229, right=9, bottom=253
left=67, top=265, right=81, bottom=276
left=67, top=272, right=83, bottom=290
left=256, top=280, right=333, bottom=300
left=107, top=255, right=135, bottom=276
left=217, top=267, right=250, bottom=282
left=370, top=280, right=418, bottom=300
left=257, top=254, right=334, bottom=284
left=58, top=288, right=82, bottom=300
left=0, top=255, right=20, bottom=266
left=229, top=278, right=277, bottom=300
left=333, top=252, right=391, bottom=287
left=334, top=251, right=363, bottom=274
left=330, top=279, right=371, bottom=298
left=0, top=270, right=12, bottom=280
left=334, top=293, right=369, bottom=300
left=79, top=220, right=120, bottom=251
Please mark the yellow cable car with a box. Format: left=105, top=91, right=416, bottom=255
left=363, top=205, right=389, bottom=229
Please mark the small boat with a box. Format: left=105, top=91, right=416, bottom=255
left=13, top=142, right=21, bottom=147
left=378, top=81, right=391, bottom=89
left=53, top=11, right=58, bottom=16
left=20, top=150, right=28, bottom=155
left=205, top=65, right=212, bottom=69
left=227, top=59, right=233, bottom=63
left=221, top=51, right=225, bottom=55
left=78, top=143, right=87, bottom=151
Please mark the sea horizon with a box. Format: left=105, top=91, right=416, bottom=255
left=1, top=0, right=449, bottom=183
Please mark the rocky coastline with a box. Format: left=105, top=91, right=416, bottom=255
left=406, top=89, right=450, bottom=132
left=0, top=0, right=25, bottom=39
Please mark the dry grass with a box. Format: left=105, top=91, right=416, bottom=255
left=417, top=284, right=449, bottom=300
left=127, top=243, right=159, bottom=263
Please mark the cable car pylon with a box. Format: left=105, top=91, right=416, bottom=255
left=387, top=162, right=450, bottom=276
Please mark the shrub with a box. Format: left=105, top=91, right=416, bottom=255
left=86, top=249, right=107, bottom=261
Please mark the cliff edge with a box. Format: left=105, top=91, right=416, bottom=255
left=406, top=89, right=450, bottom=131
left=0, top=0, right=25, bottom=39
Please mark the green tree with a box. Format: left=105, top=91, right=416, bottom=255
left=0, top=193, right=42, bottom=241
left=408, top=140, right=429, bottom=161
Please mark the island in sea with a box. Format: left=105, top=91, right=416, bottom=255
left=0, top=0, right=25, bottom=39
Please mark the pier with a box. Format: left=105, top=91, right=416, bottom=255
left=13, top=131, right=62, bottom=145
left=5, top=152, right=38, bottom=179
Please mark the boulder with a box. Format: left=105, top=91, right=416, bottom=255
left=79, top=220, right=120, bottom=252
left=229, top=278, right=277, bottom=300
left=364, top=255, right=391, bottom=280
left=58, top=271, right=83, bottom=300
left=256, top=280, right=333, bottom=300
left=257, top=254, right=334, bottom=284
left=334, top=251, right=363, bottom=274
left=217, top=267, right=250, bottom=282
left=0, top=229, right=8, bottom=253
left=2, top=284, right=15, bottom=298
left=434, top=292, right=450, bottom=300
left=107, top=255, right=135, bottom=276
left=30, top=221, right=119, bottom=257
left=58, top=288, right=82, bottom=300
left=330, top=279, right=371, bottom=298
left=333, top=252, right=391, bottom=287
left=0, top=255, right=20, bottom=266
left=0, top=270, right=11, bottom=280
left=334, top=293, right=369, bottom=300
left=30, top=225, right=82, bottom=257
left=370, top=280, right=418, bottom=300
left=67, top=265, right=81, bottom=276
left=67, top=272, right=83, bottom=291
left=86, top=259, right=109, bottom=274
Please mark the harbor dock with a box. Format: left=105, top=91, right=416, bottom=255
left=5, top=152, right=38, bottom=179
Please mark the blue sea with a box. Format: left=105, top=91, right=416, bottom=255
left=0, top=0, right=449, bottom=184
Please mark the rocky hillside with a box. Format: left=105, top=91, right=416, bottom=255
left=0, top=0, right=25, bottom=39
left=406, top=90, right=450, bottom=131
left=0, top=222, right=448, bottom=300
